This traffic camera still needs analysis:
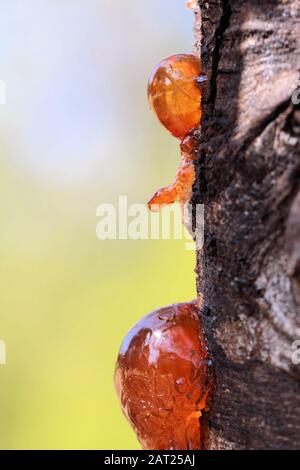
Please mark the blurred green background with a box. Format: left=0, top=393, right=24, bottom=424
left=0, top=0, right=196, bottom=449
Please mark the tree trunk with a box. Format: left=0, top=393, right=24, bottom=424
left=192, top=0, right=300, bottom=450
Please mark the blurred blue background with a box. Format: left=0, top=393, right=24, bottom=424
left=0, top=0, right=196, bottom=449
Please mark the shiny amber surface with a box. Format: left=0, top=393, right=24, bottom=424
left=186, top=0, right=198, bottom=9
left=147, top=54, right=202, bottom=139
left=115, top=302, right=209, bottom=450
left=147, top=54, right=205, bottom=211
left=147, top=134, right=197, bottom=211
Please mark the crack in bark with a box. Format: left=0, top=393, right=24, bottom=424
left=238, top=98, right=293, bottom=154
left=209, top=0, right=232, bottom=108
left=216, top=101, right=298, bottom=200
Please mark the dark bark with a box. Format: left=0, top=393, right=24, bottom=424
left=192, top=0, right=300, bottom=450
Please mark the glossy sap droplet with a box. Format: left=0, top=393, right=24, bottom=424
left=147, top=54, right=202, bottom=139
left=186, top=0, right=198, bottom=9
left=115, top=302, right=210, bottom=450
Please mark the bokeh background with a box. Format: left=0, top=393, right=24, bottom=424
left=0, top=0, right=196, bottom=449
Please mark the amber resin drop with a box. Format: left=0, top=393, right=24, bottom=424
left=147, top=54, right=206, bottom=211
left=148, top=54, right=202, bottom=139
left=115, top=302, right=210, bottom=450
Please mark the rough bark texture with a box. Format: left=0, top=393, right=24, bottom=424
left=192, top=0, right=300, bottom=450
